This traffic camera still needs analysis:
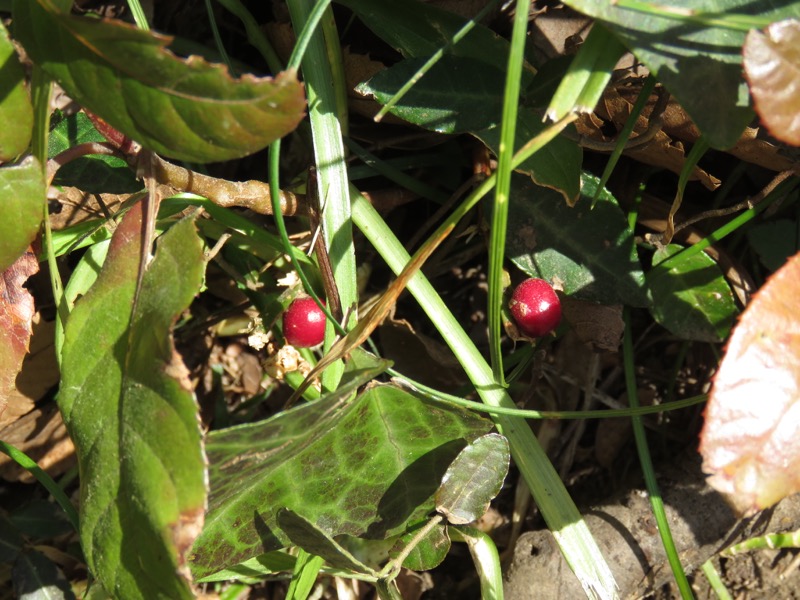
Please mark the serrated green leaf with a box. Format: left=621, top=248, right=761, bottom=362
left=191, top=384, right=493, bottom=578
left=507, top=172, right=648, bottom=306
left=58, top=206, right=206, bottom=599
left=648, top=243, right=738, bottom=342
left=0, top=157, right=44, bottom=272
left=561, top=0, right=800, bottom=149
left=13, top=0, right=305, bottom=163
left=48, top=112, right=141, bottom=193
left=435, top=433, right=509, bottom=525
left=0, top=22, right=32, bottom=160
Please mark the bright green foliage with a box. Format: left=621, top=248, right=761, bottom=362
left=507, top=173, right=648, bottom=307
left=0, top=157, right=44, bottom=272
left=0, top=22, right=32, bottom=160
left=648, top=244, right=739, bottom=342
left=191, top=383, right=493, bottom=578
left=59, top=207, right=207, bottom=599
left=13, top=0, right=305, bottom=163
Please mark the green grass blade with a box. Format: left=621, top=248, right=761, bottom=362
left=488, top=0, right=530, bottom=386
left=352, top=194, right=619, bottom=599
left=451, top=526, right=504, bottom=600
left=287, top=0, right=356, bottom=392
left=216, top=0, right=283, bottom=73
left=0, top=440, right=79, bottom=531
left=286, top=549, right=325, bottom=600
left=125, top=0, right=149, bottom=30
left=623, top=308, right=693, bottom=598
left=204, top=0, right=235, bottom=74
left=701, top=559, right=733, bottom=600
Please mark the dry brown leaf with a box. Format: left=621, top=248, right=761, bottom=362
left=744, top=20, right=800, bottom=147
left=700, top=251, right=800, bottom=515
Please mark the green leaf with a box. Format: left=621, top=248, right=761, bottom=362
left=13, top=0, right=305, bottom=163
left=561, top=0, right=800, bottom=149
left=391, top=522, right=450, bottom=571
left=648, top=244, right=738, bottom=342
left=58, top=207, right=207, bottom=599
left=12, top=548, right=75, bottom=600
left=48, top=112, right=141, bottom=194
left=337, top=0, right=525, bottom=74
left=357, top=56, right=506, bottom=134
left=191, top=384, right=493, bottom=577
left=9, top=500, right=72, bottom=539
left=507, top=172, right=648, bottom=306
left=547, top=23, right=626, bottom=119
left=747, top=219, right=798, bottom=272
left=0, top=22, right=32, bottom=160
left=277, top=510, right=378, bottom=574
left=0, top=512, right=24, bottom=563
left=0, top=157, right=44, bottom=272
left=435, top=433, right=510, bottom=525
left=195, top=551, right=298, bottom=584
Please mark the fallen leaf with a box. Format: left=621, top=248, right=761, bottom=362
left=700, top=251, right=800, bottom=515
left=0, top=249, right=39, bottom=418
left=744, top=20, right=800, bottom=147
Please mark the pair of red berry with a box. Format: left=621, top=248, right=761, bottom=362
left=282, top=278, right=561, bottom=347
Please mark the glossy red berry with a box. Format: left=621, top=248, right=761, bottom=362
left=283, top=297, right=326, bottom=347
left=509, top=278, right=561, bottom=338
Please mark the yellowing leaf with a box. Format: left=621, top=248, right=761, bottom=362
left=700, top=251, right=800, bottom=515
left=743, top=19, right=800, bottom=147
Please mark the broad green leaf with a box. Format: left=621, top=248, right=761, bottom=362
left=9, top=500, right=73, bottom=539
left=0, top=157, right=44, bottom=272
left=59, top=206, right=206, bottom=599
left=13, top=0, right=305, bottom=163
left=743, top=19, right=800, bottom=147
left=195, top=551, right=298, bottom=584
left=358, top=56, right=507, bottom=134
left=0, top=512, right=24, bottom=563
left=191, top=384, right=493, bottom=577
left=648, top=244, right=738, bottom=342
left=562, top=0, right=800, bottom=149
left=48, top=111, right=141, bottom=194
left=746, top=219, right=797, bottom=272
left=506, top=172, right=648, bottom=306
left=277, top=510, right=378, bottom=574
left=391, top=522, right=450, bottom=571
left=700, top=251, right=800, bottom=515
left=435, top=433, right=510, bottom=525
left=0, top=22, right=32, bottom=160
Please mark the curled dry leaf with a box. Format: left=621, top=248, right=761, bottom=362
left=700, top=251, right=800, bottom=515
left=744, top=20, right=800, bottom=147
left=0, top=249, right=39, bottom=415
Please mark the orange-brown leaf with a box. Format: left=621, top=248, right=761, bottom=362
left=0, top=249, right=39, bottom=415
left=700, top=251, right=800, bottom=515
left=743, top=20, right=800, bottom=147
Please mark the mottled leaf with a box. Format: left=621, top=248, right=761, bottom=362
left=744, top=19, right=800, bottom=147
left=0, top=250, right=39, bottom=415
left=0, top=22, right=32, bottom=160
left=58, top=206, right=206, bottom=599
left=191, top=384, right=492, bottom=578
left=13, top=0, right=305, bottom=163
left=562, top=0, right=800, bottom=149
left=701, top=251, right=800, bottom=515
left=648, top=244, right=738, bottom=342
left=435, top=433, right=509, bottom=525
left=507, top=172, right=648, bottom=306
left=48, top=111, right=140, bottom=194
left=0, top=157, right=45, bottom=272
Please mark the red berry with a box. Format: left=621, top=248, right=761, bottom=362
left=509, top=278, right=561, bottom=338
left=283, top=297, right=326, bottom=347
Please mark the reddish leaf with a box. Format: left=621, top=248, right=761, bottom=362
left=700, top=251, right=800, bottom=515
left=0, top=250, right=39, bottom=416
left=743, top=20, right=800, bottom=147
